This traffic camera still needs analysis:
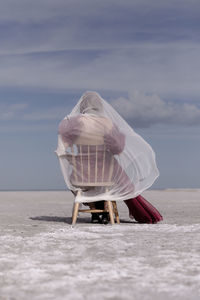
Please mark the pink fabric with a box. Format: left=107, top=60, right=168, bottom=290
left=58, top=116, right=82, bottom=145
left=124, top=195, right=163, bottom=223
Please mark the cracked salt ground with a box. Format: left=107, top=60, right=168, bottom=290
left=0, top=190, right=200, bottom=300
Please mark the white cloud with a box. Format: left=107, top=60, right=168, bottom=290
left=111, top=90, right=200, bottom=127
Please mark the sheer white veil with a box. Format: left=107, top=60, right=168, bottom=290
left=56, top=91, right=159, bottom=203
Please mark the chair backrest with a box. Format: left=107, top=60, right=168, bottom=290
left=66, top=141, right=114, bottom=188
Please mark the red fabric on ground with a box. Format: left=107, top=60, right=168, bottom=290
left=124, top=195, right=163, bottom=224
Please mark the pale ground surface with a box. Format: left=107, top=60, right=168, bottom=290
left=0, top=190, right=200, bottom=300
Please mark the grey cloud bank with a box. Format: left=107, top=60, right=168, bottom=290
left=1, top=91, right=200, bottom=128
left=112, top=91, right=200, bottom=128
left=1, top=43, right=200, bottom=100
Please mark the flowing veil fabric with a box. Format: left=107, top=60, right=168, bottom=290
left=56, top=91, right=159, bottom=204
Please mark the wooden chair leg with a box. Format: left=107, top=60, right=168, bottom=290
left=72, top=202, right=80, bottom=226
left=112, top=201, right=120, bottom=224
left=107, top=200, right=115, bottom=225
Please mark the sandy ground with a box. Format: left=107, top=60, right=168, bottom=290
left=0, top=190, right=200, bottom=300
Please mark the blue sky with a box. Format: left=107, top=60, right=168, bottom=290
left=0, top=0, right=200, bottom=190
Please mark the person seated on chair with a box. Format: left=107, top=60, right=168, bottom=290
left=58, top=92, right=125, bottom=224
left=57, top=91, right=163, bottom=224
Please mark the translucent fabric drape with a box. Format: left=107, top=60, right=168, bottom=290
left=56, top=91, right=159, bottom=203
